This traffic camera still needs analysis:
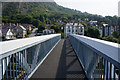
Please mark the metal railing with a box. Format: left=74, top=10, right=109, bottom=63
left=69, top=34, right=120, bottom=80
left=0, top=34, right=61, bottom=80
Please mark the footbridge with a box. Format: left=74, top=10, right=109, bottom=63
left=0, top=34, right=120, bottom=79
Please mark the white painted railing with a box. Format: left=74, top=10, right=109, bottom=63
left=0, top=34, right=61, bottom=79
left=69, top=34, right=120, bottom=79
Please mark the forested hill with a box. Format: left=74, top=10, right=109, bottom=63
left=2, top=2, right=81, bottom=16
left=2, top=2, right=118, bottom=26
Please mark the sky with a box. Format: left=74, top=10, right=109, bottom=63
left=55, top=0, right=119, bottom=17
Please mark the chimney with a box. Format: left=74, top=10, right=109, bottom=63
left=9, top=23, right=11, bottom=29
left=17, top=23, right=19, bottom=26
left=2, top=23, right=4, bottom=26
left=73, top=23, right=75, bottom=25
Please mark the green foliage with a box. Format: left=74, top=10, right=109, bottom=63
left=39, top=15, right=45, bottom=22
left=61, top=32, right=65, bottom=39
left=117, top=36, right=120, bottom=44
left=51, top=25, right=60, bottom=33
left=112, top=31, right=119, bottom=39
left=80, top=22, right=87, bottom=27
left=85, top=26, right=100, bottom=38
left=33, top=19, right=41, bottom=27
left=20, top=15, right=33, bottom=24
left=38, top=22, right=46, bottom=32
left=2, top=2, right=118, bottom=27
left=24, top=34, right=29, bottom=38
left=2, top=2, right=119, bottom=40
left=27, top=31, right=32, bottom=35
left=102, top=36, right=118, bottom=43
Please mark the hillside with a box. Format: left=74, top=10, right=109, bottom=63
left=2, top=2, right=118, bottom=26
left=2, top=2, right=81, bottom=17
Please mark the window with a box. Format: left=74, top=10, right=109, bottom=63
left=66, top=26, right=68, bottom=29
left=69, top=30, right=70, bottom=32
left=17, top=29, right=18, bottom=32
left=72, top=30, right=74, bottom=33
left=81, top=28, right=82, bottom=32
left=76, top=30, right=77, bottom=32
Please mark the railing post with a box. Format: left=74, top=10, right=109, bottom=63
left=118, top=65, right=120, bottom=80
left=15, top=53, right=17, bottom=79
left=5, top=57, right=8, bottom=79
left=118, top=47, right=120, bottom=80
left=25, top=49, right=27, bottom=62
left=12, top=54, right=15, bottom=78
left=9, top=55, right=12, bottom=79
left=0, top=59, right=2, bottom=80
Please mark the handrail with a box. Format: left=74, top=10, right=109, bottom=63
left=0, top=34, right=60, bottom=57
left=69, top=34, right=120, bottom=79
left=0, top=34, right=61, bottom=79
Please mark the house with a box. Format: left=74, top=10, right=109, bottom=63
left=102, top=24, right=109, bottom=37
left=13, top=24, right=26, bottom=38
left=89, top=20, right=97, bottom=25
left=98, top=24, right=116, bottom=37
left=43, top=29, right=51, bottom=35
left=98, top=24, right=110, bottom=37
left=64, top=23, right=84, bottom=37
left=50, top=29, right=55, bottom=34
left=2, top=24, right=15, bottom=40
left=43, top=29, right=55, bottom=35
left=22, top=24, right=33, bottom=31
left=109, top=26, right=115, bottom=36
left=56, top=20, right=63, bottom=23
left=5, top=29, right=14, bottom=39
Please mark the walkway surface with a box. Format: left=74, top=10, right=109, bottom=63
left=30, top=39, right=87, bottom=79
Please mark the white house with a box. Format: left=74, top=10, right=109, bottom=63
left=43, top=29, right=55, bottom=35
left=2, top=27, right=14, bottom=40
left=64, top=23, right=84, bottom=37
left=98, top=24, right=116, bottom=37
left=6, top=29, right=14, bottom=39
left=109, top=26, right=115, bottom=36
left=89, top=20, right=97, bottom=25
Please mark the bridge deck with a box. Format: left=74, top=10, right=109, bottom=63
left=30, top=39, right=87, bottom=79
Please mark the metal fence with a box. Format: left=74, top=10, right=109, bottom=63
left=69, top=34, right=120, bottom=80
left=0, top=34, right=61, bottom=80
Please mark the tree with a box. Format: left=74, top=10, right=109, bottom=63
left=112, top=31, right=119, bottom=38
left=38, top=22, right=46, bottom=32
left=85, top=26, right=100, bottom=38
left=33, top=19, right=41, bottom=27
left=51, top=25, right=60, bottom=33
left=20, top=15, right=33, bottom=24
left=39, top=15, right=45, bottom=22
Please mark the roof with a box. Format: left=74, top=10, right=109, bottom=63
left=103, top=24, right=108, bottom=27
left=89, top=20, right=97, bottom=23
left=66, top=23, right=73, bottom=26
left=6, top=29, right=13, bottom=36
left=19, top=25, right=26, bottom=30
left=66, top=23, right=83, bottom=27
left=2, top=24, right=17, bottom=36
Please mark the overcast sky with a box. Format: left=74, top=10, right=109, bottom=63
left=55, top=0, right=119, bottom=17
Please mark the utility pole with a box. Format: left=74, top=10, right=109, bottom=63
left=46, top=9, right=48, bottom=35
